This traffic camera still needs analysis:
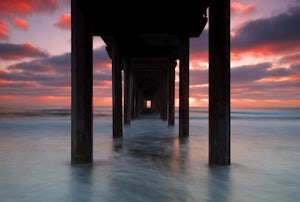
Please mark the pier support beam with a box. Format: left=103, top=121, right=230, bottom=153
left=112, top=37, right=123, bottom=138
left=124, top=66, right=131, bottom=125
left=168, top=62, right=176, bottom=126
left=162, top=70, right=168, bottom=121
left=209, top=0, right=231, bottom=165
left=71, top=0, right=93, bottom=164
left=179, top=37, right=189, bottom=137
left=131, top=70, right=136, bottom=120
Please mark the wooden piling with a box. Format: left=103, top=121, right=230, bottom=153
left=124, top=66, right=131, bottom=125
left=112, top=37, right=123, bottom=138
left=71, top=0, right=93, bottom=164
left=209, top=0, right=231, bottom=165
left=179, top=37, right=190, bottom=137
left=168, top=62, right=176, bottom=126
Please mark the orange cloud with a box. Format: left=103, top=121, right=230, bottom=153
left=14, top=17, right=29, bottom=29
left=0, top=19, right=8, bottom=39
left=232, top=40, right=300, bottom=57
left=231, top=1, right=256, bottom=13
left=190, top=51, right=208, bottom=63
left=54, top=13, right=70, bottom=30
left=0, top=0, right=58, bottom=17
left=93, top=97, right=112, bottom=106
left=0, top=95, right=70, bottom=106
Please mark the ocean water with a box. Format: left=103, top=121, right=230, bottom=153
left=0, top=106, right=299, bottom=202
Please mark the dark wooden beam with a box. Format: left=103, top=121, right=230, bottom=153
left=162, top=70, right=168, bottom=121
left=168, top=62, right=176, bottom=126
left=209, top=0, right=231, bottom=165
left=112, top=37, right=123, bottom=138
left=179, top=37, right=189, bottom=137
left=124, top=66, right=131, bottom=125
left=71, top=0, right=93, bottom=164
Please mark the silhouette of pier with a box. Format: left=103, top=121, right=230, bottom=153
left=71, top=0, right=230, bottom=165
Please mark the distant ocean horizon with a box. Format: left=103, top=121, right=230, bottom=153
left=0, top=105, right=299, bottom=201
left=1, top=105, right=300, bottom=120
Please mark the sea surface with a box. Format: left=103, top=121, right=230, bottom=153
left=0, top=106, right=299, bottom=202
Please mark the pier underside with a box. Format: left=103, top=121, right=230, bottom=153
left=71, top=0, right=230, bottom=165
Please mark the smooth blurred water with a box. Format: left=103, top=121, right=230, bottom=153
left=0, top=107, right=299, bottom=202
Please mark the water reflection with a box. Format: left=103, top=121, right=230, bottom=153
left=112, top=136, right=190, bottom=175
left=68, top=116, right=234, bottom=202
left=112, top=137, right=123, bottom=153
left=1, top=108, right=299, bottom=202
left=68, top=164, right=93, bottom=202
left=206, top=165, right=232, bottom=202
left=108, top=120, right=191, bottom=202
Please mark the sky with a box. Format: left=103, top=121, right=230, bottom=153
left=0, top=0, right=300, bottom=108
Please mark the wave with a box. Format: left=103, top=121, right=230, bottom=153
left=0, top=106, right=299, bottom=120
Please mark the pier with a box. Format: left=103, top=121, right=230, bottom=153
left=71, top=0, right=230, bottom=165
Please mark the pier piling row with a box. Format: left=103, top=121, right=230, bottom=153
left=71, top=0, right=230, bottom=165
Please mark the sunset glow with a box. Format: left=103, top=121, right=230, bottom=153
left=0, top=0, right=299, bottom=107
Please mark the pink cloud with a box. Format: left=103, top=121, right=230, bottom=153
left=0, top=0, right=58, bottom=39
left=54, top=13, right=70, bottom=30
left=14, top=17, right=29, bottom=29
left=0, top=19, right=8, bottom=39
left=279, top=53, right=300, bottom=64
left=231, top=1, right=256, bottom=13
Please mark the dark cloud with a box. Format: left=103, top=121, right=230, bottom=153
left=188, top=5, right=300, bottom=59
left=190, top=62, right=284, bottom=85
left=190, top=4, right=300, bottom=59
left=187, top=61, right=300, bottom=102
left=41, top=52, right=71, bottom=74
left=93, top=47, right=111, bottom=61
left=7, top=47, right=110, bottom=74
left=268, top=67, right=295, bottom=77
left=190, top=29, right=208, bottom=60
left=6, top=52, right=70, bottom=76
left=232, top=6, right=300, bottom=53
left=232, top=62, right=300, bottom=83
left=0, top=42, right=48, bottom=60
left=185, top=62, right=300, bottom=97
left=190, top=69, right=207, bottom=85
left=0, top=70, right=31, bottom=81
left=232, top=79, right=300, bottom=100
left=290, top=63, right=300, bottom=70
left=231, top=63, right=271, bottom=83
left=279, top=53, right=300, bottom=64
left=190, top=5, right=300, bottom=57
left=36, top=74, right=70, bottom=87
left=9, top=61, right=54, bottom=73
left=94, top=71, right=111, bottom=83
left=0, top=46, right=112, bottom=97
left=1, top=39, right=299, bottom=103
left=231, top=62, right=300, bottom=100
